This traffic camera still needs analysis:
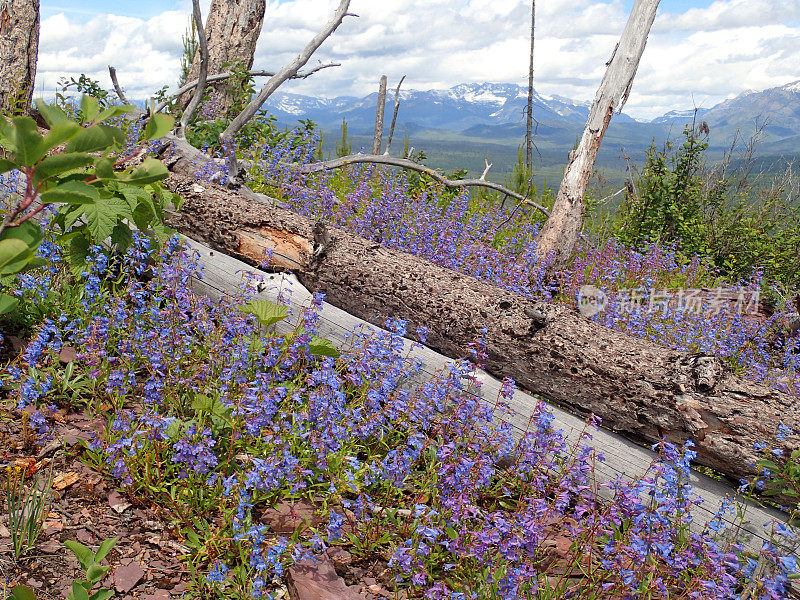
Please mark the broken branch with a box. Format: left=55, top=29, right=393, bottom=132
left=297, top=154, right=550, bottom=218
left=385, top=75, right=406, bottom=156
left=178, top=0, right=208, bottom=138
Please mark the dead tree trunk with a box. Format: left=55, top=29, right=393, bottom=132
left=525, top=0, right=535, bottom=173
left=180, top=0, right=266, bottom=116
left=163, top=169, right=800, bottom=490
left=373, top=75, right=387, bottom=155
left=0, top=0, right=40, bottom=115
left=534, top=0, right=659, bottom=270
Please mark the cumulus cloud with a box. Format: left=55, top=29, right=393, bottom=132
left=34, top=0, right=800, bottom=120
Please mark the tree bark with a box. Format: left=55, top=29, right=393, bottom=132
left=0, top=0, right=39, bottom=115
left=163, top=169, right=800, bottom=489
left=534, top=0, right=659, bottom=270
left=181, top=0, right=266, bottom=116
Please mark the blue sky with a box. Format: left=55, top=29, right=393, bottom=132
left=35, top=0, right=800, bottom=120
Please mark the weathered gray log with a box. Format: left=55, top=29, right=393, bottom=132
left=0, top=0, right=40, bottom=114
left=182, top=234, right=793, bottom=560
left=180, top=0, right=266, bottom=115
left=164, top=170, right=800, bottom=492
left=534, top=0, right=660, bottom=269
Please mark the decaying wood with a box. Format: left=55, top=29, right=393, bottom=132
left=180, top=0, right=266, bottom=115
left=534, top=0, right=660, bottom=270
left=165, top=170, right=800, bottom=492
left=220, top=0, right=355, bottom=177
left=0, top=0, right=40, bottom=114
left=372, top=75, right=387, bottom=155
left=297, top=154, right=551, bottom=218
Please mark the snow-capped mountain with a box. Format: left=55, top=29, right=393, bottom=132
left=263, top=82, right=635, bottom=133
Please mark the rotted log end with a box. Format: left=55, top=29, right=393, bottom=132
left=236, top=226, right=313, bottom=270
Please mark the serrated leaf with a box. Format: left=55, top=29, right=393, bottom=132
left=33, top=152, right=93, bottom=185
left=0, top=238, right=33, bottom=275
left=111, top=222, right=133, bottom=250
left=69, top=235, right=90, bottom=271
left=309, top=335, right=340, bottom=358
left=116, top=182, right=151, bottom=210
left=36, top=100, right=70, bottom=127
left=66, top=124, right=124, bottom=153
left=241, top=299, right=289, bottom=327
left=119, top=157, right=168, bottom=185
left=132, top=200, right=155, bottom=231
left=80, top=95, right=100, bottom=123
left=0, top=293, right=20, bottom=315
left=95, top=104, right=134, bottom=123
left=143, top=113, right=174, bottom=140
left=38, top=120, right=81, bottom=157
left=41, top=180, right=100, bottom=205
left=83, top=194, right=131, bottom=242
left=10, top=116, right=44, bottom=166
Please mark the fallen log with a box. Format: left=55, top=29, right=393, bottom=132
left=164, top=170, right=800, bottom=489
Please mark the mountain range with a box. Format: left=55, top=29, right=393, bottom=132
left=262, top=80, right=800, bottom=183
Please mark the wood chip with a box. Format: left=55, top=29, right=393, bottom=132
left=52, top=471, right=79, bottom=491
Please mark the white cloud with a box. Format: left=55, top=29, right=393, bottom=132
left=34, top=0, right=800, bottom=120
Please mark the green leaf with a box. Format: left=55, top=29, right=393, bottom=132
left=33, top=152, right=93, bottom=185
left=10, top=585, right=37, bottom=600
left=93, top=156, right=115, bottom=181
left=110, top=222, right=133, bottom=250
left=143, top=113, right=174, bottom=140
left=116, top=182, right=151, bottom=211
left=66, top=124, right=125, bottom=153
left=10, top=116, right=45, bottom=166
left=95, top=104, right=134, bottom=123
left=38, top=120, right=81, bottom=157
left=41, top=180, right=100, bottom=205
left=0, top=293, right=19, bottom=315
left=132, top=200, right=155, bottom=231
left=0, top=157, right=17, bottom=174
left=71, top=581, right=91, bottom=600
left=89, top=591, right=115, bottom=600
left=83, top=194, right=132, bottom=242
left=0, top=220, right=44, bottom=251
left=241, top=299, right=289, bottom=327
left=85, top=563, right=110, bottom=583
left=309, top=335, right=340, bottom=358
left=69, top=235, right=90, bottom=271
left=36, top=100, right=70, bottom=127
left=65, top=540, right=95, bottom=570
left=0, top=238, right=33, bottom=275
left=119, top=157, right=168, bottom=185
left=80, top=95, right=100, bottom=123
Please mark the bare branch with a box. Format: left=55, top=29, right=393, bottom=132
left=480, top=158, right=492, bottom=181
left=108, top=66, right=130, bottom=104
left=221, top=0, right=353, bottom=177
left=178, top=0, right=208, bottom=138
left=373, top=75, right=387, bottom=155
left=297, top=154, right=550, bottom=218
left=152, top=63, right=340, bottom=115
left=385, top=75, right=406, bottom=156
